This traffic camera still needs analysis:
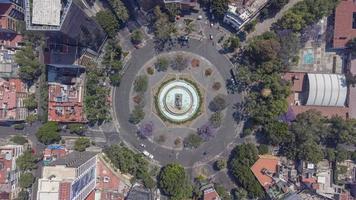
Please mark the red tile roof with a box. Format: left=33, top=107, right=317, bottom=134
left=59, top=182, right=71, bottom=200
left=48, top=84, right=85, bottom=123
left=251, top=155, right=279, bottom=190
left=203, top=188, right=221, bottom=200
left=0, top=78, right=27, bottom=120
left=333, top=0, right=356, bottom=48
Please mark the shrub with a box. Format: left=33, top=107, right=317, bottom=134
left=134, top=75, right=148, bottom=93
left=131, top=29, right=143, bottom=45
left=133, top=94, right=143, bottom=105
left=146, top=67, right=154, bottom=75
left=205, top=68, right=213, bottom=76
left=129, top=106, right=145, bottom=124
left=209, top=112, right=223, bottom=128
left=215, top=159, right=227, bottom=171
left=171, top=54, right=188, bottom=71
left=157, top=135, right=166, bottom=143
left=184, top=133, right=203, bottom=148
left=208, top=95, right=227, bottom=112
left=13, top=123, right=25, bottom=130
left=191, top=59, right=200, bottom=68
left=68, top=123, right=86, bottom=135
left=155, top=57, right=169, bottom=72
left=197, top=123, right=216, bottom=141
left=138, top=121, right=154, bottom=138
left=212, top=82, right=221, bottom=90
left=10, top=135, right=27, bottom=145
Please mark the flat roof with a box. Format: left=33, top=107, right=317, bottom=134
left=333, top=0, right=356, bottom=48
left=32, top=0, right=61, bottom=26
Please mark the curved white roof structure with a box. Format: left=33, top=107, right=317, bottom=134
left=306, top=74, right=347, bottom=107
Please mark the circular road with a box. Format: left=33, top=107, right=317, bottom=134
left=113, top=39, right=243, bottom=167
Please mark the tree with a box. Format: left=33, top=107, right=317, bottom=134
left=153, top=6, right=176, bottom=42
left=104, top=144, right=150, bottom=181
left=19, top=173, right=34, bottom=188
left=264, top=121, right=289, bottom=145
left=74, top=137, right=91, bottom=152
left=228, top=144, right=264, bottom=198
left=165, top=3, right=181, bottom=21
left=133, top=75, right=148, bottom=93
left=244, top=20, right=257, bottom=33
left=24, top=94, right=37, bottom=111
left=131, top=29, right=143, bottom=45
left=96, top=11, right=119, bottom=38
left=170, top=54, right=188, bottom=71
left=129, top=106, right=145, bottom=124
left=108, top=0, right=129, bottom=23
left=183, top=133, right=203, bottom=149
left=16, top=190, right=29, bottom=200
left=25, top=114, right=37, bottom=125
left=16, top=151, right=37, bottom=171
left=215, top=159, right=227, bottom=170
left=155, top=57, right=169, bottom=72
left=36, top=122, right=60, bottom=145
left=324, top=148, right=336, bottom=162
left=258, top=144, right=269, bottom=155
left=233, top=188, right=248, bottom=200
left=197, top=123, right=216, bottom=141
left=209, top=112, right=223, bottom=128
left=109, top=73, right=122, bottom=86
left=223, top=37, right=240, bottom=52
left=138, top=121, right=154, bottom=138
left=68, top=123, right=86, bottom=135
left=158, top=163, right=192, bottom=200
left=211, top=0, right=229, bottom=19
left=209, top=95, right=227, bottom=112
left=15, top=44, right=42, bottom=83
left=214, top=183, right=232, bottom=200
left=10, top=135, right=28, bottom=145
left=336, top=147, right=349, bottom=162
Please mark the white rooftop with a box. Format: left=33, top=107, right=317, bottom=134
left=32, top=0, right=61, bottom=26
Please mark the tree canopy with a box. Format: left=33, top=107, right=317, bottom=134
left=158, top=163, right=192, bottom=200
left=15, top=44, right=42, bottom=83
left=228, top=144, right=264, bottom=198
left=96, top=11, right=119, bottom=38
left=36, top=122, right=60, bottom=145
left=16, top=151, right=37, bottom=171
left=74, top=137, right=91, bottom=152
left=19, top=173, right=34, bottom=188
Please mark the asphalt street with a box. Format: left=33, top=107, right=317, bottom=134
left=114, top=38, right=244, bottom=167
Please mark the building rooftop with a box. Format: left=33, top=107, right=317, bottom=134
left=43, top=145, right=68, bottom=166
left=47, top=65, right=86, bottom=122
left=32, top=0, right=61, bottom=26
left=126, top=184, right=152, bottom=200
left=203, top=187, right=221, bottom=200
left=251, top=155, right=279, bottom=190
left=0, top=78, right=28, bottom=121
left=333, top=0, right=356, bottom=48
left=49, top=151, right=97, bottom=168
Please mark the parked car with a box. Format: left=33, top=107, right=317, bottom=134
left=142, top=150, right=154, bottom=159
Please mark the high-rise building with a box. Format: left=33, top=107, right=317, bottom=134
left=37, top=151, right=97, bottom=200
left=25, top=0, right=106, bottom=63
left=0, top=0, right=24, bottom=34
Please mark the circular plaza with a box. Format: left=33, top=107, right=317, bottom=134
left=157, top=80, right=201, bottom=123
left=113, top=39, right=242, bottom=167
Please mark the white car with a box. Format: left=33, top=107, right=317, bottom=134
left=198, top=15, right=203, bottom=20
left=142, top=150, right=154, bottom=159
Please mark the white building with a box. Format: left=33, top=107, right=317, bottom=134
left=223, top=0, right=269, bottom=30
left=37, top=151, right=97, bottom=200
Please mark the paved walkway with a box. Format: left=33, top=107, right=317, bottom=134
left=247, top=0, right=304, bottom=39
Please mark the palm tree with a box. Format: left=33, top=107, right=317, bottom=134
left=184, top=19, right=196, bottom=35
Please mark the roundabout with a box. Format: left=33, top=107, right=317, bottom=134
left=113, top=39, right=243, bottom=167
